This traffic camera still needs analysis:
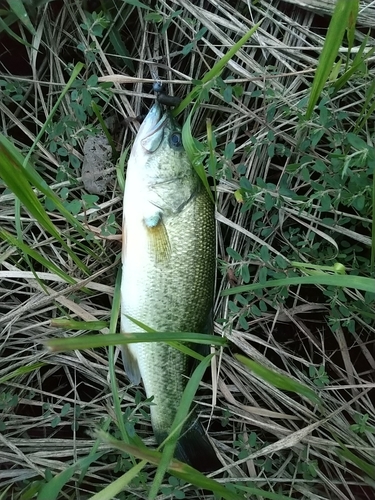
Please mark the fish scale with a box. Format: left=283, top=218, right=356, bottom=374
left=120, top=101, right=219, bottom=470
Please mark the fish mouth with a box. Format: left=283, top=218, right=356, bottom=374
left=139, top=101, right=169, bottom=142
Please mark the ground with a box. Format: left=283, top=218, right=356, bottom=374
left=0, top=1, right=374, bottom=499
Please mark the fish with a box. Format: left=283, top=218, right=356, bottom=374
left=120, top=100, right=219, bottom=471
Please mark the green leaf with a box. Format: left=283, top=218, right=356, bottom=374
left=87, top=74, right=98, bottom=87
left=60, top=403, right=71, bottom=417
left=182, top=42, right=194, bottom=55
left=65, top=199, right=82, bottom=215
left=50, top=416, right=60, bottom=428
left=144, top=12, right=164, bottom=23
left=195, top=27, right=207, bottom=41
left=224, top=142, right=235, bottom=159
left=223, top=86, right=232, bottom=103
left=347, top=133, right=368, bottom=151
left=227, top=247, right=242, bottom=261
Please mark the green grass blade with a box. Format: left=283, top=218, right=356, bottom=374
left=6, top=0, right=35, bottom=35
left=336, top=445, right=375, bottom=480
left=0, top=229, right=75, bottom=284
left=0, top=14, right=33, bottom=46
left=125, top=314, right=213, bottom=360
left=24, top=62, right=84, bottom=164
left=0, top=229, right=77, bottom=285
left=109, top=28, right=135, bottom=72
left=346, top=0, right=359, bottom=56
left=305, top=0, right=359, bottom=119
left=0, top=362, right=46, bottom=384
left=88, top=459, right=147, bottom=500
left=37, top=453, right=104, bottom=500
left=91, top=100, right=117, bottom=157
left=333, top=33, right=374, bottom=92
left=181, top=106, right=214, bottom=202
left=50, top=317, right=205, bottom=360
left=78, top=418, right=112, bottom=485
left=116, top=146, right=128, bottom=193
left=235, top=355, right=321, bottom=405
left=201, top=22, right=263, bottom=85
left=96, top=430, right=165, bottom=463
left=175, top=22, right=262, bottom=198
left=50, top=319, right=109, bottom=330
left=0, top=135, right=90, bottom=273
left=372, top=169, right=375, bottom=273
left=45, top=332, right=226, bottom=352
left=0, top=487, right=11, bottom=500
left=222, top=274, right=375, bottom=296
left=0, top=136, right=63, bottom=238
left=355, top=78, right=375, bottom=133
left=173, top=21, right=262, bottom=116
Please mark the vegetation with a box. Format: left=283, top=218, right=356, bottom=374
left=0, top=0, right=374, bottom=499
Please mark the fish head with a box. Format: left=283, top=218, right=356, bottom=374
left=129, top=101, right=198, bottom=213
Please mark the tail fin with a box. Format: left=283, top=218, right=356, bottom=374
left=174, top=417, right=221, bottom=472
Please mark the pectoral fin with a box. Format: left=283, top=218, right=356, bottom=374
left=144, top=212, right=171, bottom=263
left=121, top=345, right=141, bottom=385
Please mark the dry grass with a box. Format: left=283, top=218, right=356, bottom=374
left=1, top=0, right=375, bottom=498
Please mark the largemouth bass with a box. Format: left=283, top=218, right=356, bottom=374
left=120, top=101, right=218, bottom=470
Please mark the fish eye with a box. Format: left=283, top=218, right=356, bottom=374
left=169, top=132, right=183, bottom=149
